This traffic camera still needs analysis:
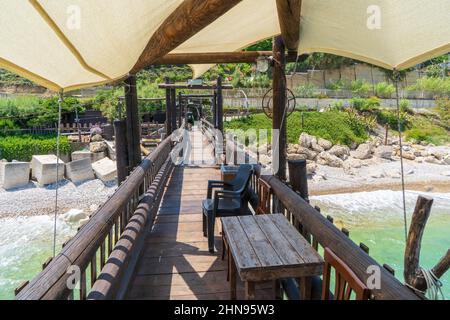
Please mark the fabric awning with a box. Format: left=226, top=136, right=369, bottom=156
left=0, top=0, right=449, bottom=92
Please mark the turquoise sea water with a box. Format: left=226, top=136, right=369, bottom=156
left=0, top=190, right=449, bottom=300
left=311, top=190, right=450, bottom=300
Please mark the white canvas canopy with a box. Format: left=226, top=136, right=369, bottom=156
left=0, top=0, right=449, bottom=92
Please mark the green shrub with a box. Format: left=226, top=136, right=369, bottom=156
left=376, top=110, right=410, bottom=131
left=350, top=96, right=380, bottom=111
left=294, top=83, right=316, bottom=98
left=350, top=79, right=371, bottom=96
left=0, top=135, right=71, bottom=162
left=326, top=79, right=346, bottom=91
left=0, top=119, right=17, bottom=130
left=434, top=97, right=450, bottom=126
left=400, top=99, right=413, bottom=114
left=375, top=82, right=395, bottom=98
left=408, top=77, right=450, bottom=96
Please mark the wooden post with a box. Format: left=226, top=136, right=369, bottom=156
left=114, top=120, right=129, bottom=184
left=212, top=92, right=217, bottom=128
left=216, top=76, right=224, bottom=134
left=165, top=77, right=172, bottom=135
left=171, top=88, right=177, bottom=131
left=288, top=159, right=309, bottom=202
left=178, top=92, right=183, bottom=127
left=272, top=36, right=287, bottom=181
left=124, top=75, right=141, bottom=169
left=404, top=196, right=450, bottom=292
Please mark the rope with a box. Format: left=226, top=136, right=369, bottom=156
left=420, top=268, right=445, bottom=300
left=406, top=269, right=445, bottom=300
left=393, top=70, right=408, bottom=242
left=52, top=91, right=63, bottom=257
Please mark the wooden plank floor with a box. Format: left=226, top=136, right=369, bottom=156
left=126, top=127, right=274, bottom=300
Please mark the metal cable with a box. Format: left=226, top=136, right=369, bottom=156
left=393, top=70, right=408, bottom=242
left=52, top=91, right=63, bottom=257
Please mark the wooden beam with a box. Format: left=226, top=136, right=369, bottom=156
left=154, top=51, right=271, bottom=64
left=132, top=0, right=242, bottom=73
left=276, top=0, right=302, bottom=51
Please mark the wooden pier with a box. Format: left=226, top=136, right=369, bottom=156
left=126, top=128, right=272, bottom=299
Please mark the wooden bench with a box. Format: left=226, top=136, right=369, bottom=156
left=221, top=214, right=324, bottom=300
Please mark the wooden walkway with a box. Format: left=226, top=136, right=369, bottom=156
left=126, top=127, right=273, bottom=299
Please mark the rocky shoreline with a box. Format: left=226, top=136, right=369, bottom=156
left=258, top=132, right=450, bottom=195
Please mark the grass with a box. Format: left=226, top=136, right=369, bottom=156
left=405, top=116, right=450, bottom=145
left=224, top=111, right=369, bottom=146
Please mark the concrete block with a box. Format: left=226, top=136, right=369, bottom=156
left=31, top=155, right=65, bottom=186
left=92, top=158, right=117, bottom=182
left=0, top=161, right=30, bottom=189
left=71, top=150, right=92, bottom=162
left=65, top=158, right=95, bottom=184
left=91, top=151, right=106, bottom=163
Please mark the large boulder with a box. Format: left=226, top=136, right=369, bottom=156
left=328, top=145, right=350, bottom=160
left=91, top=134, right=103, bottom=142
left=306, top=161, right=317, bottom=175
left=424, top=156, right=442, bottom=165
left=62, top=209, right=87, bottom=223
left=374, top=146, right=393, bottom=159
left=343, top=159, right=363, bottom=175
left=287, top=144, right=299, bottom=154
left=352, top=143, right=373, bottom=160
left=310, top=140, right=324, bottom=153
left=317, top=151, right=343, bottom=168
left=402, top=152, right=416, bottom=161
left=296, top=146, right=318, bottom=160
left=90, top=141, right=108, bottom=153
left=318, top=138, right=333, bottom=151
left=0, top=161, right=30, bottom=189
left=299, top=132, right=314, bottom=148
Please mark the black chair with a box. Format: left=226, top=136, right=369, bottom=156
left=202, top=164, right=254, bottom=253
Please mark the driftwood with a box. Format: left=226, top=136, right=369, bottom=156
left=404, top=196, right=450, bottom=292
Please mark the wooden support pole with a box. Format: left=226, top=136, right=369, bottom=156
left=132, top=0, right=242, bottom=73
left=170, top=88, right=177, bottom=131
left=114, top=120, right=129, bottom=184
left=276, top=0, right=302, bottom=51
left=272, top=36, right=287, bottom=180
left=165, top=77, right=172, bottom=135
left=405, top=196, right=450, bottom=292
left=178, top=92, right=183, bottom=127
left=216, top=76, right=224, bottom=134
left=124, top=75, right=141, bottom=169
left=212, top=92, right=217, bottom=128
left=288, top=159, right=309, bottom=202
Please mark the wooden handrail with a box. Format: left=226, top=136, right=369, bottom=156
left=224, top=135, right=420, bottom=300
left=88, top=157, right=173, bottom=300
left=16, top=136, right=174, bottom=300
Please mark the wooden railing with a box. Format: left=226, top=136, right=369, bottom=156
left=225, top=137, right=420, bottom=300
left=16, top=135, right=176, bottom=300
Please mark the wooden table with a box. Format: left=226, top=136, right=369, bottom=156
left=221, top=214, right=324, bottom=300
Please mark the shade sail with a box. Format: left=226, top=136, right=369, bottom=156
left=0, top=0, right=449, bottom=92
